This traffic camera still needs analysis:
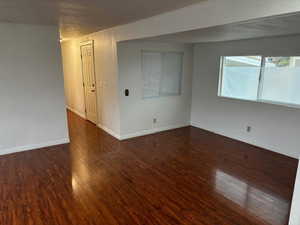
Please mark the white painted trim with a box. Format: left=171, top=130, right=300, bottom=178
left=80, top=40, right=99, bottom=124
left=0, top=138, right=70, bottom=156
left=67, top=106, right=86, bottom=119
left=119, top=123, right=189, bottom=140
left=97, top=124, right=121, bottom=140
left=289, top=158, right=300, bottom=225
left=190, top=121, right=212, bottom=131
left=190, top=121, right=298, bottom=159
left=98, top=123, right=189, bottom=141
left=80, top=40, right=94, bottom=46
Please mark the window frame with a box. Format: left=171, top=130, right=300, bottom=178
left=141, top=50, right=184, bottom=99
left=218, top=55, right=300, bottom=109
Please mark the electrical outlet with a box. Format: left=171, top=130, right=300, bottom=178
left=246, top=126, right=251, bottom=133
left=153, top=118, right=157, bottom=124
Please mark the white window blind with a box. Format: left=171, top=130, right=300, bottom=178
left=142, top=51, right=183, bottom=98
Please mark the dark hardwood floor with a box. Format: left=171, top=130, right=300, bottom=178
left=0, top=110, right=298, bottom=225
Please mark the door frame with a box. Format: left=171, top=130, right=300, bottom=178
left=80, top=40, right=99, bottom=124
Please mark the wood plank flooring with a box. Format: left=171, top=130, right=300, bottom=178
left=0, top=110, right=298, bottom=225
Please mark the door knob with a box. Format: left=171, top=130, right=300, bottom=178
left=91, top=90, right=95, bottom=92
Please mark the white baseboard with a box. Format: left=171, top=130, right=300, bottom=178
left=97, top=124, right=121, bottom=140
left=119, top=123, right=189, bottom=140
left=191, top=121, right=223, bottom=134
left=190, top=121, right=207, bottom=130
left=97, top=123, right=189, bottom=141
left=0, top=138, right=70, bottom=156
left=190, top=121, right=204, bottom=128
left=67, top=106, right=86, bottom=119
left=190, top=121, right=298, bottom=159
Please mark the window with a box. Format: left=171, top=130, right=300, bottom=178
left=260, top=57, right=300, bottom=105
left=142, top=51, right=183, bottom=98
left=219, top=56, right=300, bottom=107
left=220, top=56, right=262, bottom=101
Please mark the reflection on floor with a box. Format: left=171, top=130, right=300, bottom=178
left=0, top=110, right=298, bottom=225
left=215, top=170, right=289, bottom=225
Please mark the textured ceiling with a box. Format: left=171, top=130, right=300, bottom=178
left=137, top=13, right=300, bottom=43
left=0, top=0, right=205, bottom=38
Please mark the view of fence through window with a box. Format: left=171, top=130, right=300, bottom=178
left=219, top=56, right=300, bottom=107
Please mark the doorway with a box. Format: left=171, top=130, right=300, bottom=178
left=80, top=40, right=98, bottom=124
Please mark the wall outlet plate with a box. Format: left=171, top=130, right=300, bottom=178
left=246, top=126, right=251, bottom=132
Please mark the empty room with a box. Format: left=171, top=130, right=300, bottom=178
left=1, top=0, right=300, bottom=225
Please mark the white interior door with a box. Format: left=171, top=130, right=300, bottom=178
left=80, top=42, right=98, bottom=124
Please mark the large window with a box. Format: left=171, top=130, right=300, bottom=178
left=219, top=56, right=300, bottom=107
left=142, top=51, right=183, bottom=98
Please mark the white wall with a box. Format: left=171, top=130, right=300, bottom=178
left=0, top=23, right=69, bottom=155
left=61, top=40, right=86, bottom=118
left=290, top=159, right=300, bottom=225
left=191, top=35, right=300, bottom=159
left=62, top=32, right=121, bottom=137
left=117, top=41, right=192, bottom=139
left=62, top=0, right=300, bottom=138
left=289, top=159, right=300, bottom=225
left=92, top=31, right=121, bottom=136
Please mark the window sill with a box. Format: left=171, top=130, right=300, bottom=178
left=218, top=95, right=300, bottom=110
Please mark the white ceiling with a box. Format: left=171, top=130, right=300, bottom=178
left=136, top=13, right=300, bottom=43
left=0, top=0, right=205, bottom=38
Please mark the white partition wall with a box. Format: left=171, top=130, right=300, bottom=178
left=0, top=23, right=69, bottom=155
left=290, top=160, right=300, bottom=225
left=191, top=35, right=300, bottom=159
left=62, top=0, right=300, bottom=138
left=117, top=41, right=192, bottom=139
